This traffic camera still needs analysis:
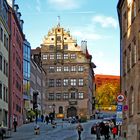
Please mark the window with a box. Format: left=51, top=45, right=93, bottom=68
left=59, top=106, right=63, bottom=113
left=64, top=44, right=68, bottom=50
left=133, top=0, right=136, bottom=18
left=57, top=45, right=61, bottom=50
left=49, top=66, right=55, bottom=73
left=71, top=79, right=76, bottom=86
left=42, top=54, right=47, bottom=60
left=49, top=45, right=54, bottom=50
left=6, top=62, right=8, bottom=77
left=64, top=54, right=68, bottom=59
left=56, top=79, right=61, bottom=87
left=3, top=86, right=5, bottom=101
left=50, top=54, right=54, bottom=59
left=56, top=93, right=61, bottom=100
left=0, top=83, right=2, bottom=99
left=0, top=54, right=2, bottom=71
left=71, top=66, right=76, bottom=72
left=78, top=66, right=84, bottom=72
left=63, top=79, right=68, bottom=86
left=63, top=93, right=68, bottom=100
left=129, top=46, right=132, bottom=69
left=71, top=92, right=76, bottom=99
left=57, top=66, right=61, bottom=72
left=3, top=59, right=6, bottom=74
left=57, top=54, right=61, bottom=59
left=134, top=44, right=137, bottom=64
left=64, top=66, right=69, bottom=72
left=78, top=79, right=84, bottom=86
left=57, top=36, right=61, bottom=42
left=0, top=27, right=3, bottom=42
left=70, top=54, right=76, bottom=59
left=49, top=79, right=54, bottom=87
left=48, top=93, right=54, bottom=100
left=78, top=92, right=84, bottom=99
left=138, top=32, right=140, bottom=60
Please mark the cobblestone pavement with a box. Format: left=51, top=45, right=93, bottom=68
left=6, top=120, right=123, bottom=140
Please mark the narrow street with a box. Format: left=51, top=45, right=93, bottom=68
left=7, top=120, right=121, bottom=140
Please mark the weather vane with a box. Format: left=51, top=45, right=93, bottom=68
left=57, top=16, right=60, bottom=27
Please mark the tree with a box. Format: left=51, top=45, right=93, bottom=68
left=95, top=82, right=120, bottom=110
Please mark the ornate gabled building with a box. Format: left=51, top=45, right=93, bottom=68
left=117, top=0, right=140, bottom=139
left=39, top=24, right=96, bottom=118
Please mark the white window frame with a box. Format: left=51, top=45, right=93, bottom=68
left=64, top=54, right=68, bottom=59
left=64, top=66, right=69, bottom=72
left=57, top=54, right=61, bottom=59
left=42, top=54, right=47, bottom=60
left=71, top=66, right=76, bottom=72
left=78, top=79, right=84, bottom=86
left=63, top=79, right=68, bottom=86
left=70, top=79, right=76, bottom=86
left=50, top=54, right=54, bottom=60
left=57, top=66, right=62, bottom=72
left=78, top=66, right=84, bottom=72
left=70, top=54, right=76, bottom=59
left=78, top=92, right=84, bottom=99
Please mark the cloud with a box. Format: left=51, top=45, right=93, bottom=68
left=72, top=31, right=102, bottom=40
left=47, top=0, right=80, bottom=10
left=94, top=60, right=120, bottom=75
left=92, top=15, right=118, bottom=28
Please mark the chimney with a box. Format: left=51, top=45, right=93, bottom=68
left=81, top=40, right=87, bottom=54
left=20, top=20, right=24, bottom=30
left=13, top=4, right=19, bottom=13
left=17, top=12, right=21, bottom=20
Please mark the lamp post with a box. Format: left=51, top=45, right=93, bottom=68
left=52, top=104, right=55, bottom=119
left=33, top=91, right=39, bottom=124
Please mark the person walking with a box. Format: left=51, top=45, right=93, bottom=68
left=112, top=125, right=118, bottom=139
left=45, top=115, right=49, bottom=124
left=96, top=123, right=101, bottom=139
left=76, top=122, right=83, bottom=140
left=13, top=118, right=17, bottom=132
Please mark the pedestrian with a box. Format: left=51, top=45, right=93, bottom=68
left=13, top=118, right=17, bottom=132
left=41, top=114, right=44, bottom=122
left=45, top=115, right=49, bottom=124
left=76, top=122, right=83, bottom=140
left=112, top=125, right=118, bottom=139
left=104, top=122, right=110, bottom=140
left=96, top=123, right=101, bottom=139
left=91, top=124, right=96, bottom=135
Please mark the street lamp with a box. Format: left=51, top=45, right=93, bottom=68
left=52, top=104, right=55, bottom=119
left=33, top=91, right=39, bottom=124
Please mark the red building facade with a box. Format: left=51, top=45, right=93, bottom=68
left=95, top=74, right=120, bottom=89
left=8, top=5, right=24, bottom=127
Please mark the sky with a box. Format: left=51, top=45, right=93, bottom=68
left=15, top=0, right=120, bottom=76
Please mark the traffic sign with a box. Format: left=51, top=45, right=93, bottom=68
left=116, top=112, right=123, bottom=119
left=116, top=120, right=123, bottom=125
left=116, top=105, right=123, bottom=112
left=123, top=105, right=128, bottom=111
left=117, top=94, right=125, bottom=102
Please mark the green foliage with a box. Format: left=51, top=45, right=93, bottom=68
left=27, top=110, right=36, bottom=121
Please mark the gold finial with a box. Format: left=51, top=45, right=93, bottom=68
left=57, top=16, right=60, bottom=27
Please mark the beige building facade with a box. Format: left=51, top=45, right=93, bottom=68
left=117, top=0, right=140, bottom=139
left=40, top=25, right=96, bottom=118
left=0, top=0, right=9, bottom=127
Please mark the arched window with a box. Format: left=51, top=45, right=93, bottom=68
left=137, top=84, right=140, bottom=113
left=59, top=106, right=63, bottom=114
left=129, top=86, right=134, bottom=116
